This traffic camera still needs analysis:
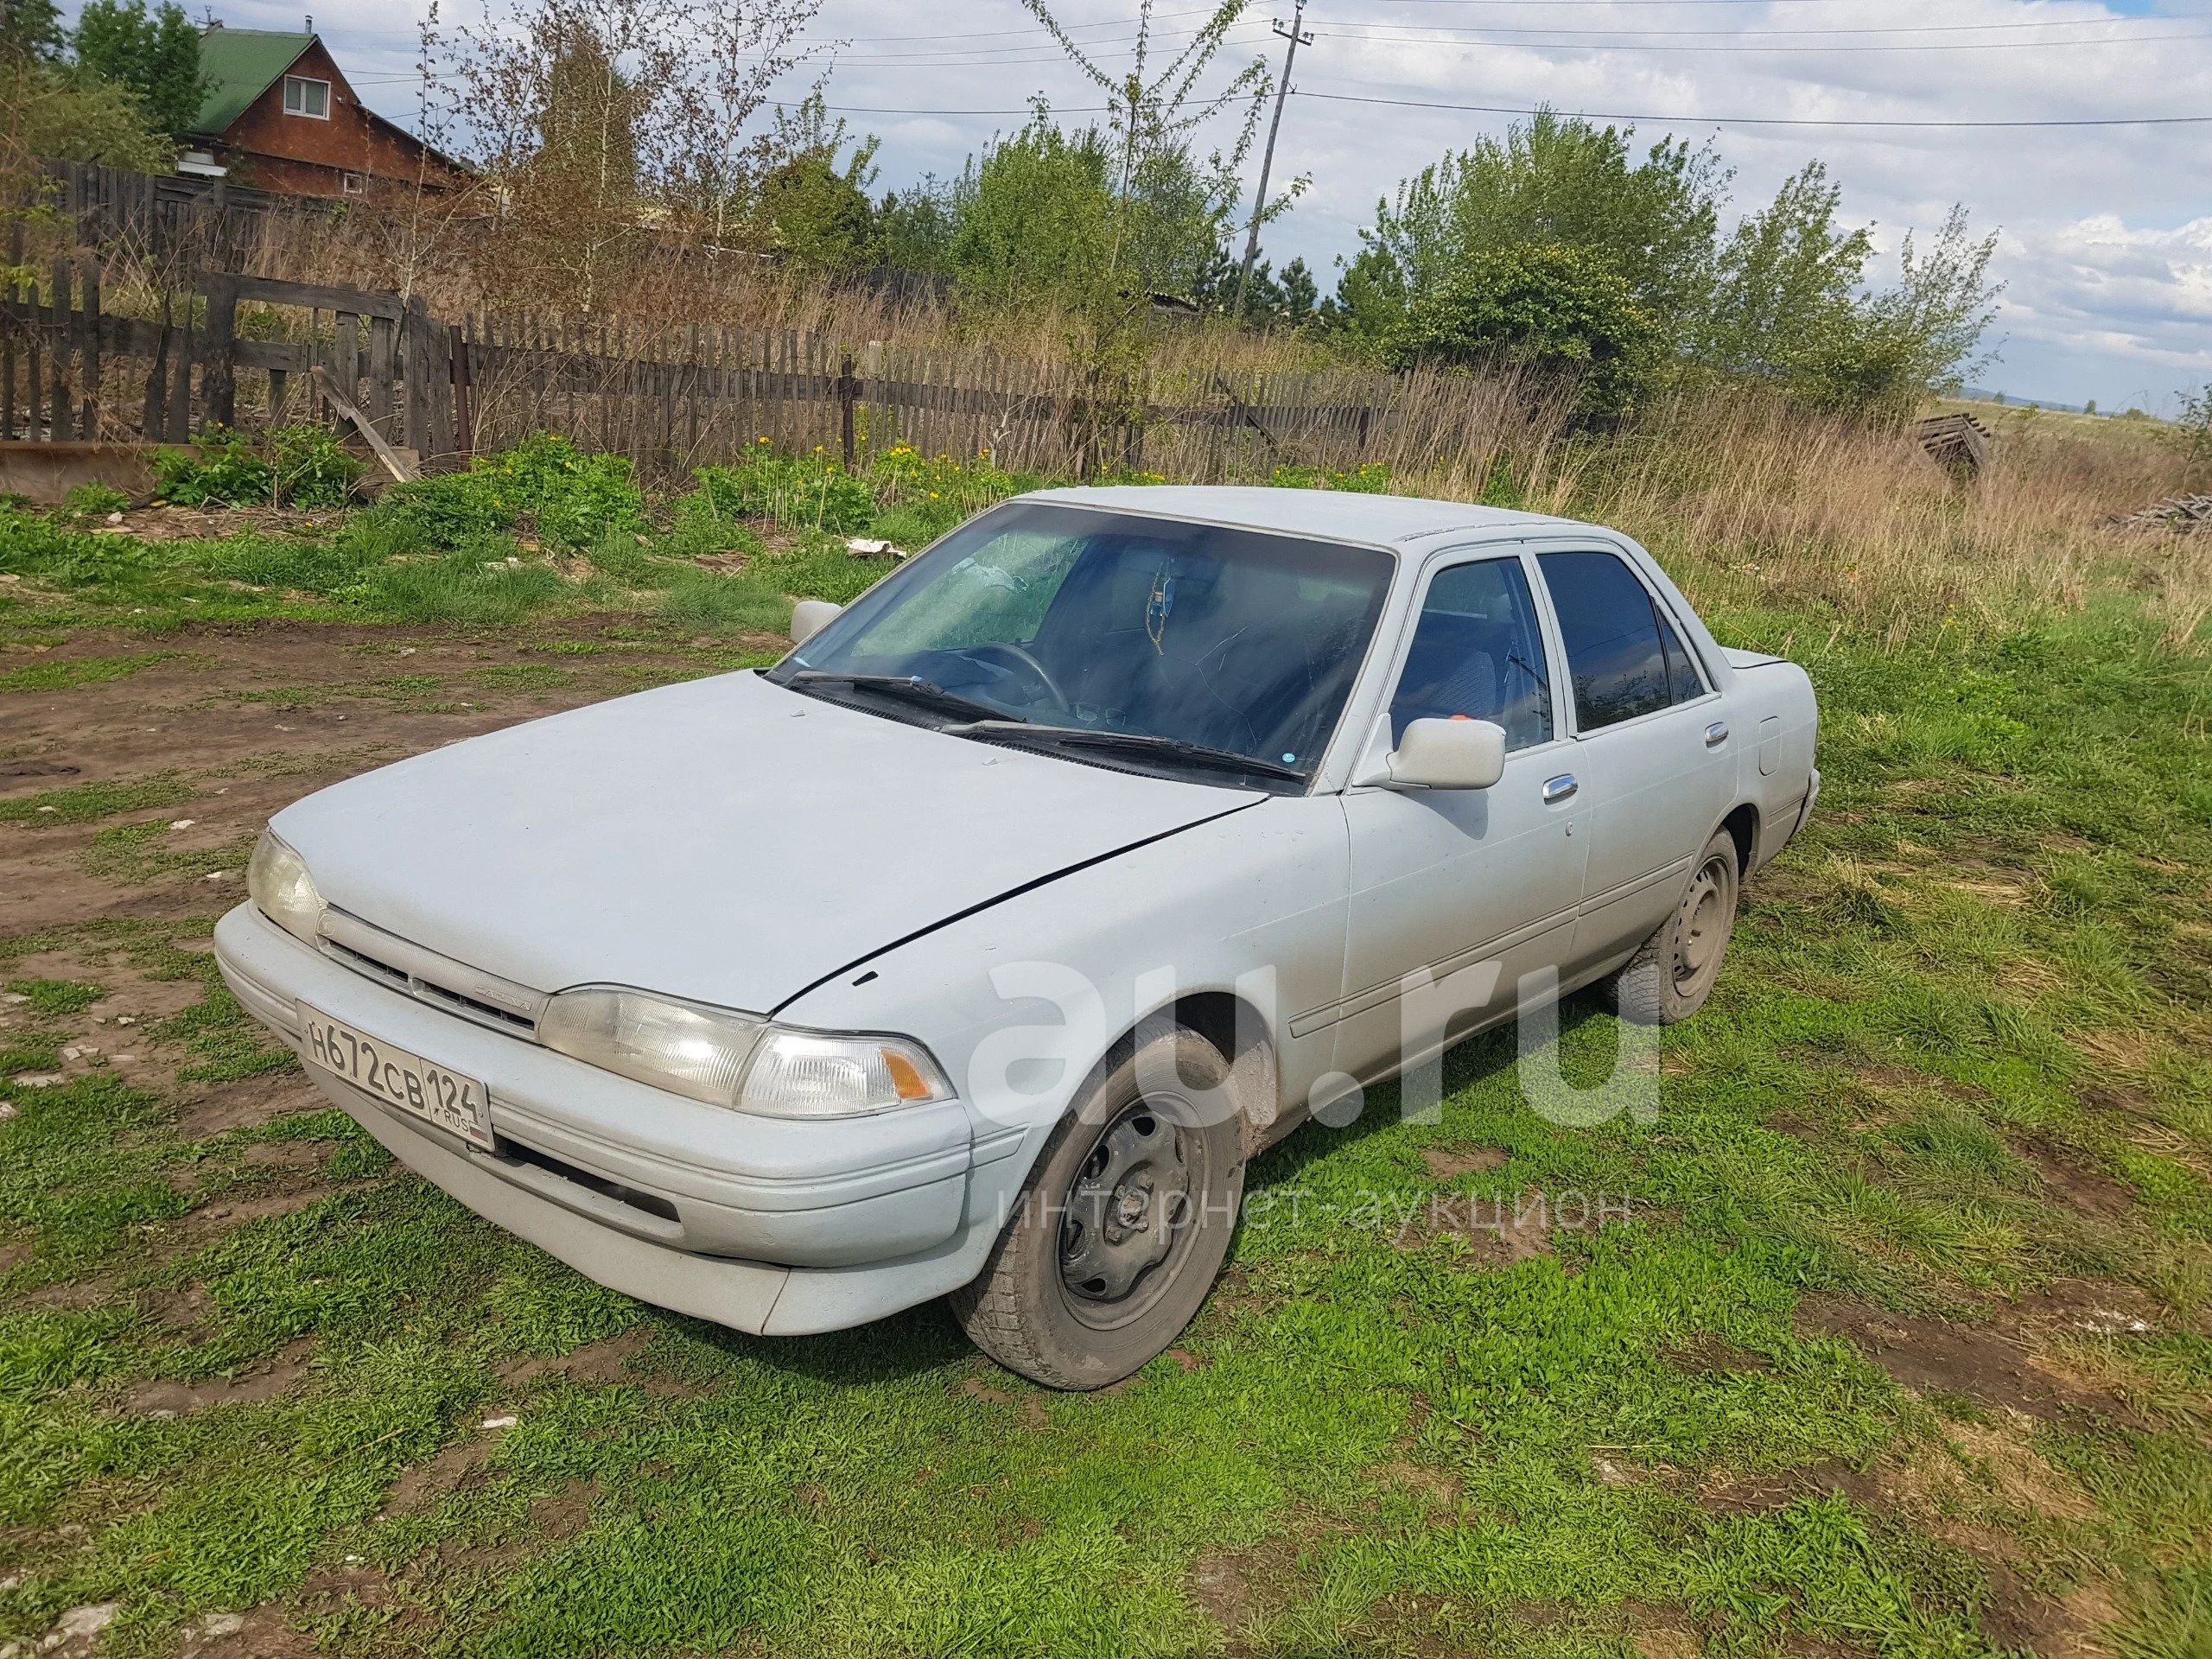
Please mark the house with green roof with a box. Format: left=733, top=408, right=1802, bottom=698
left=184, top=24, right=468, bottom=199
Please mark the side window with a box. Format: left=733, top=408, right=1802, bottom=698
left=1656, top=608, right=1706, bottom=705
left=1536, top=550, right=1671, bottom=731
left=1389, top=558, right=1553, bottom=749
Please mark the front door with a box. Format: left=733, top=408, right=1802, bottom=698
left=1329, top=553, right=1587, bottom=1087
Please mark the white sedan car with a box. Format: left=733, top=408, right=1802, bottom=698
left=217, top=487, right=1817, bottom=1388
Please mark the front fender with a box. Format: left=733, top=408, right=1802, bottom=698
left=779, top=792, right=1352, bottom=1155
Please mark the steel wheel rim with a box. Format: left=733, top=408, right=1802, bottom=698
left=1058, top=1101, right=1197, bottom=1328
left=1672, top=852, right=1735, bottom=992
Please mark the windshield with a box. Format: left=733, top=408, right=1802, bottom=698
left=771, top=502, right=1395, bottom=783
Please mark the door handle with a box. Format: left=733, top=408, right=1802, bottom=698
left=1705, top=721, right=1730, bottom=747
left=1541, top=773, right=1578, bottom=804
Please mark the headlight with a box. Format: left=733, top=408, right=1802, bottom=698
left=538, top=988, right=763, bottom=1108
left=248, top=830, right=326, bottom=945
left=537, top=986, right=951, bottom=1118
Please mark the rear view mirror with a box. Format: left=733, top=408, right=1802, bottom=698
left=1388, top=717, right=1507, bottom=790
left=790, top=599, right=842, bottom=646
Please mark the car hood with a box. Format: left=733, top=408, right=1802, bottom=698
left=273, top=671, right=1261, bottom=1013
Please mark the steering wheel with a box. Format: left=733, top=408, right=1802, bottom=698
left=965, top=641, right=1070, bottom=714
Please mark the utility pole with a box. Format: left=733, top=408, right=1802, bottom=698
left=1231, top=0, right=1312, bottom=322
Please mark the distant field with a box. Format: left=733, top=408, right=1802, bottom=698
left=2, top=431, right=2209, bottom=1658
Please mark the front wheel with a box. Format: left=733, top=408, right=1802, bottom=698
left=1602, top=828, right=1740, bottom=1026
left=950, top=1027, right=1246, bottom=1390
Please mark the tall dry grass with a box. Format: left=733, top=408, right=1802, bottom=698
left=1570, top=396, right=2209, bottom=648
left=51, top=191, right=2212, bottom=649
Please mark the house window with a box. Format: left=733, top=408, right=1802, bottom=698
left=283, top=76, right=331, bottom=118
left=341, top=171, right=365, bottom=194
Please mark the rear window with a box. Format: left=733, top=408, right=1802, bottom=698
left=1536, top=550, right=1673, bottom=731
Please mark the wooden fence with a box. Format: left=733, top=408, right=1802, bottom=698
left=33, top=160, right=299, bottom=268
left=3, top=254, right=1427, bottom=480
left=2, top=248, right=454, bottom=466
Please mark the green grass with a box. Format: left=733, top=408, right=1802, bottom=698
left=0, top=776, right=194, bottom=826
left=0, top=447, right=2208, bottom=1657
left=0, top=652, right=171, bottom=693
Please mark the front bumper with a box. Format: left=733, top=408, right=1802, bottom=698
left=213, top=903, right=1023, bottom=1335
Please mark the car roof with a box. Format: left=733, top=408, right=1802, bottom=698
left=1023, top=485, right=1589, bottom=550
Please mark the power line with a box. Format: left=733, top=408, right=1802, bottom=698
left=1321, top=12, right=2212, bottom=36
left=1311, top=23, right=2212, bottom=52
left=1290, top=86, right=2212, bottom=126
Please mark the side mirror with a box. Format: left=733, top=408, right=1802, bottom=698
left=1387, top=717, right=1507, bottom=790
left=790, top=599, right=842, bottom=647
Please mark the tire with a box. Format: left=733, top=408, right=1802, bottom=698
left=950, top=1027, right=1247, bottom=1390
left=1603, top=828, right=1740, bottom=1026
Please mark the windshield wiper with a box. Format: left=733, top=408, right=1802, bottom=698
left=785, top=671, right=1020, bottom=727
left=947, top=721, right=1306, bottom=785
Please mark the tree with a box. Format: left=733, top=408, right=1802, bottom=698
left=753, top=91, right=879, bottom=270
left=1277, top=255, right=1316, bottom=325
left=1317, top=244, right=1408, bottom=343
left=1014, top=1, right=1278, bottom=316
left=876, top=181, right=956, bottom=274
left=1697, top=162, right=1870, bottom=385
left=2, top=48, right=171, bottom=169
left=946, top=113, right=1118, bottom=311
left=1382, top=242, right=1659, bottom=415
left=422, top=0, right=829, bottom=306
left=72, top=0, right=205, bottom=139
left=2, top=0, right=63, bottom=60
left=1363, top=111, right=1726, bottom=351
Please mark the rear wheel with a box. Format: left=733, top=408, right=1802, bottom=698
left=1603, top=829, right=1740, bottom=1025
left=950, top=1027, right=1246, bottom=1390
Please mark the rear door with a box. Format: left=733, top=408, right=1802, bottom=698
left=1529, top=547, right=1732, bottom=969
left=1329, top=551, right=1586, bottom=1083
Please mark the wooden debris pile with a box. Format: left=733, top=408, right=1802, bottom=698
left=1914, top=412, right=1995, bottom=474
left=2109, top=494, right=2212, bottom=535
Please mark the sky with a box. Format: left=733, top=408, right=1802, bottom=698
left=183, top=0, right=2212, bottom=413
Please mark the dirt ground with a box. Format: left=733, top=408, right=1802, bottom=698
left=2, top=618, right=779, bottom=941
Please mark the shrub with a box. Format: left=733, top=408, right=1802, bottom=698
left=153, top=429, right=274, bottom=506
left=1382, top=243, right=1659, bottom=415
left=271, top=426, right=365, bottom=509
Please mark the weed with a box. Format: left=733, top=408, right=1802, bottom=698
left=270, top=425, right=365, bottom=509
left=3, top=978, right=106, bottom=1015
left=695, top=445, right=876, bottom=535
left=59, top=483, right=130, bottom=522
left=153, top=429, right=276, bottom=508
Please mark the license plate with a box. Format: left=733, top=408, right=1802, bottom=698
left=301, top=1007, right=493, bottom=1150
